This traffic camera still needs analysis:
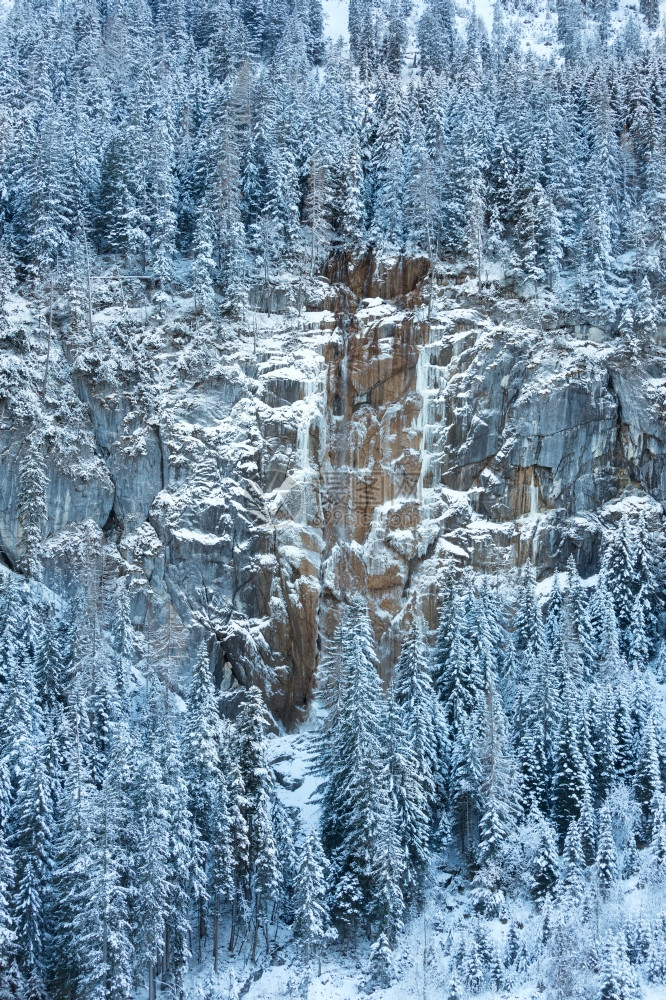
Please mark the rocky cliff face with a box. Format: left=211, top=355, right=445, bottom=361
left=2, top=259, right=665, bottom=725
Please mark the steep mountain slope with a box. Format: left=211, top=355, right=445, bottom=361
left=3, top=258, right=665, bottom=723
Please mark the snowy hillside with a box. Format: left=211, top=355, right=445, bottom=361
left=2, top=0, right=666, bottom=998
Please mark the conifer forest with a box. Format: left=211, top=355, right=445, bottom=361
left=4, top=0, right=666, bottom=997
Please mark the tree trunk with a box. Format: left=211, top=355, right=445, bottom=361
left=251, top=911, right=259, bottom=963
left=198, top=899, right=204, bottom=961
left=229, top=896, right=236, bottom=952
left=213, top=892, right=219, bottom=972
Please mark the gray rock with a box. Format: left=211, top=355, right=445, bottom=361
left=1, top=272, right=665, bottom=726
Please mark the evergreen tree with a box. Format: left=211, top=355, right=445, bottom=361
left=628, top=591, right=650, bottom=671
left=385, top=685, right=430, bottom=901
left=161, top=724, right=198, bottom=992
left=372, top=75, right=406, bottom=248
left=235, top=687, right=281, bottom=955
left=635, top=275, right=657, bottom=340
left=449, top=709, right=483, bottom=859
left=579, top=788, right=597, bottom=867
left=531, top=812, right=559, bottom=904
left=369, top=788, right=405, bottom=945
left=589, top=686, right=618, bottom=802
left=439, top=600, right=482, bottom=732
left=317, top=600, right=386, bottom=932
left=514, top=561, right=543, bottom=658
left=0, top=825, right=15, bottom=972
left=596, top=801, right=618, bottom=894
left=599, top=932, right=640, bottom=1000
left=545, top=576, right=563, bottom=663
left=16, top=436, right=47, bottom=580
left=367, top=932, right=392, bottom=990
left=183, top=643, right=220, bottom=844
left=9, top=739, right=53, bottom=988
left=552, top=683, right=590, bottom=838
left=601, top=516, right=636, bottom=650
left=33, top=606, right=65, bottom=713
left=432, top=562, right=457, bottom=695
left=130, top=747, right=169, bottom=1000
left=560, top=818, right=585, bottom=903
left=0, top=581, right=40, bottom=791
left=634, top=715, right=662, bottom=838
left=394, top=617, right=442, bottom=813
left=472, top=679, right=519, bottom=915
left=649, top=793, right=666, bottom=878
left=464, top=935, right=485, bottom=992
left=293, top=828, right=335, bottom=972
left=596, top=585, right=624, bottom=677
left=192, top=204, right=216, bottom=316
left=634, top=512, right=660, bottom=648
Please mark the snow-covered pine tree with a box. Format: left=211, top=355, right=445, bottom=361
left=634, top=715, right=663, bottom=840
left=438, top=601, right=482, bottom=733
left=596, top=801, right=618, bottom=894
left=432, top=561, right=457, bottom=694
left=615, top=689, right=635, bottom=783
left=248, top=784, right=281, bottom=960
left=649, top=793, right=666, bottom=879
left=472, top=678, right=519, bottom=915
left=316, top=600, right=386, bottom=933
left=598, top=931, right=640, bottom=1000
left=367, top=931, right=393, bottom=990
left=516, top=642, right=558, bottom=814
left=9, top=737, right=53, bottom=991
left=588, top=685, right=618, bottom=802
left=449, top=705, right=483, bottom=860
left=545, top=575, right=563, bottom=664
left=601, top=515, right=637, bottom=652
left=111, top=581, right=134, bottom=708
left=595, top=584, right=625, bottom=678
left=33, top=605, right=65, bottom=714
left=226, top=754, right=250, bottom=954
left=159, top=719, right=198, bottom=992
left=530, top=811, right=559, bottom=904
left=0, top=582, right=40, bottom=794
left=552, top=681, right=591, bottom=838
left=235, top=687, right=281, bottom=957
left=560, top=818, right=585, bottom=903
left=394, top=616, right=442, bottom=814
left=635, top=275, right=657, bottom=341
left=208, top=755, right=234, bottom=971
left=17, top=435, right=47, bottom=580
left=0, top=824, right=15, bottom=976
left=563, top=558, right=596, bottom=682
left=183, top=643, right=221, bottom=845
left=292, top=828, right=335, bottom=973
left=628, top=590, right=650, bottom=671
left=192, top=204, right=216, bottom=316
left=129, top=745, right=169, bottom=1000
left=513, top=560, right=543, bottom=658
left=579, top=788, right=597, bottom=866
left=271, top=794, right=296, bottom=919
left=371, top=74, right=406, bottom=249
left=384, top=684, right=430, bottom=902
left=370, top=780, right=405, bottom=946
left=634, top=512, right=661, bottom=649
